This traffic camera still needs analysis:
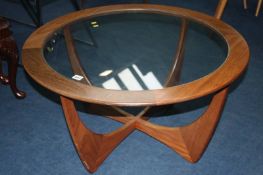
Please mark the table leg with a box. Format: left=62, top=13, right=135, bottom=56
left=60, top=96, right=139, bottom=173
left=104, top=88, right=228, bottom=162
left=61, top=87, right=228, bottom=172
left=165, top=19, right=188, bottom=87
left=136, top=88, right=228, bottom=162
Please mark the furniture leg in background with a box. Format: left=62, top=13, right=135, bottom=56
left=214, top=0, right=228, bottom=19
left=255, top=0, right=262, bottom=16
left=0, top=17, right=26, bottom=99
left=243, top=0, right=262, bottom=16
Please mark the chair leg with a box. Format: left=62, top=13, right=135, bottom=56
left=243, top=0, right=248, bottom=9
left=255, top=0, right=262, bottom=16
left=0, top=58, right=9, bottom=84
left=6, top=50, right=26, bottom=99
left=214, top=0, right=228, bottom=19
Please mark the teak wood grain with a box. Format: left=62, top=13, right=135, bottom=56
left=22, top=4, right=250, bottom=174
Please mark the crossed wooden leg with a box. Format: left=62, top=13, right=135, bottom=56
left=60, top=87, right=228, bottom=173
left=60, top=96, right=145, bottom=173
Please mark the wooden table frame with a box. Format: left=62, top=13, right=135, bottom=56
left=22, top=4, right=249, bottom=173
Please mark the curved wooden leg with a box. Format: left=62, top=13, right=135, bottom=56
left=0, top=39, right=25, bottom=98
left=7, top=50, right=26, bottom=99
left=60, top=96, right=138, bottom=173
left=255, top=0, right=262, bottom=16
left=60, top=88, right=228, bottom=173
left=0, top=59, right=9, bottom=84
left=135, top=88, right=228, bottom=162
left=243, top=0, right=248, bottom=9
left=214, top=0, right=228, bottom=19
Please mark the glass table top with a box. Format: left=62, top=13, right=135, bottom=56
left=44, top=13, right=228, bottom=91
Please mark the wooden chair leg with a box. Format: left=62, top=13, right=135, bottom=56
left=214, top=0, right=228, bottom=19
left=255, top=0, right=263, bottom=16
left=7, top=53, right=26, bottom=99
left=243, top=0, right=248, bottom=9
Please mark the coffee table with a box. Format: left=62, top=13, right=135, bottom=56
left=22, top=4, right=249, bottom=173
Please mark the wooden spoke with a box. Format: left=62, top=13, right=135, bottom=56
left=64, top=27, right=92, bottom=85
left=165, top=18, right=188, bottom=87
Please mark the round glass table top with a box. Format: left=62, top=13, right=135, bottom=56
left=22, top=4, right=249, bottom=105
left=44, top=13, right=227, bottom=91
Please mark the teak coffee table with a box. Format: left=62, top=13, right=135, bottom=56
left=22, top=4, right=249, bottom=173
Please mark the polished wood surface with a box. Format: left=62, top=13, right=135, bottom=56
left=214, top=0, right=228, bottom=19
left=0, top=17, right=25, bottom=98
left=64, top=27, right=92, bottom=85
left=22, top=4, right=249, bottom=106
left=22, top=4, right=250, bottom=173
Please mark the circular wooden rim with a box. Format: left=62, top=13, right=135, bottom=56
left=22, top=4, right=249, bottom=106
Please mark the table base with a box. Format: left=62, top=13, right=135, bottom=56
left=60, top=87, right=228, bottom=173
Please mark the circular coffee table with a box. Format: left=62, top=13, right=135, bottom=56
left=22, top=4, right=249, bottom=173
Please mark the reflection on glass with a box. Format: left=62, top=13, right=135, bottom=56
left=102, top=64, right=162, bottom=90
